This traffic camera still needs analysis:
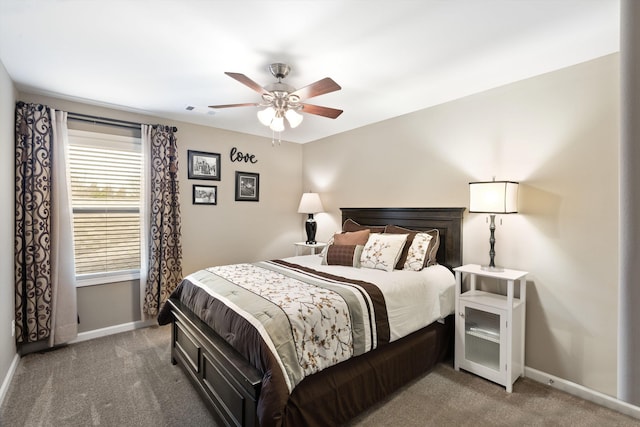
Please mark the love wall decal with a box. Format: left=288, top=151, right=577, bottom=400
left=230, top=147, right=258, bottom=164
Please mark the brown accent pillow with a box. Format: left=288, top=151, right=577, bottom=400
left=322, top=244, right=364, bottom=267
left=342, top=218, right=385, bottom=234
left=384, top=225, right=440, bottom=268
left=333, top=229, right=370, bottom=246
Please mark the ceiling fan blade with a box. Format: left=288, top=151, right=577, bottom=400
left=225, top=72, right=269, bottom=95
left=208, top=103, right=259, bottom=109
left=300, top=104, right=343, bottom=119
left=290, top=77, right=341, bottom=100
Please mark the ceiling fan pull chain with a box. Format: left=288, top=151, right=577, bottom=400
left=270, top=129, right=283, bottom=146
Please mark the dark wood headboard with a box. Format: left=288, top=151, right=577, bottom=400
left=340, top=207, right=465, bottom=269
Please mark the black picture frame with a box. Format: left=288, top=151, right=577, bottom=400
left=235, top=171, right=259, bottom=202
left=192, top=185, right=217, bottom=205
left=188, top=150, right=221, bottom=180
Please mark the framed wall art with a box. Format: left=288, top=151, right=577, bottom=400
left=188, top=150, right=221, bottom=180
left=235, top=171, right=259, bottom=202
left=192, top=184, right=217, bottom=205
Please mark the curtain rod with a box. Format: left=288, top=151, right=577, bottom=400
left=67, top=112, right=177, bottom=132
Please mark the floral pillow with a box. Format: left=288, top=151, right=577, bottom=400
left=360, top=233, right=409, bottom=272
left=384, top=225, right=440, bottom=268
left=403, top=232, right=434, bottom=271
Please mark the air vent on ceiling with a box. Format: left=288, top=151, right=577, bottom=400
left=184, top=105, right=215, bottom=115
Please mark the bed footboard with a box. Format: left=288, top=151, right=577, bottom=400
left=168, top=298, right=261, bottom=427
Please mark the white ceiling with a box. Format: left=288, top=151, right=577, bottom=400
left=0, top=0, right=619, bottom=143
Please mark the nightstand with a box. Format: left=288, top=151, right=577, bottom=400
left=453, top=264, right=528, bottom=392
left=294, top=241, right=327, bottom=256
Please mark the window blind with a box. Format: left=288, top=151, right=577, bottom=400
left=68, top=131, right=142, bottom=278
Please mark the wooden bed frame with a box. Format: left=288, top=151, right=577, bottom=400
left=166, top=207, right=465, bottom=426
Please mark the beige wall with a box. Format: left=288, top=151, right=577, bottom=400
left=15, top=93, right=304, bottom=333
left=174, top=117, right=303, bottom=273
left=0, top=59, right=17, bottom=399
left=76, top=280, right=141, bottom=333
left=303, top=54, right=620, bottom=397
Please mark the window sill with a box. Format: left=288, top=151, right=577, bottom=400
left=76, top=271, right=140, bottom=288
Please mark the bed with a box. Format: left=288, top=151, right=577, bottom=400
left=158, top=207, right=464, bottom=427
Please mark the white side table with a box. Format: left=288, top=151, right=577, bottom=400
left=294, top=242, right=327, bottom=256
left=454, top=264, right=528, bottom=392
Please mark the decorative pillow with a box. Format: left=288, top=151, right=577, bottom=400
left=318, top=235, right=334, bottom=257
left=403, top=232, right=434, bottom=271
left=423, top=229, right=440, bottom=267
left=322, top=244, right=364, bottom=267
left=384, top=225, right=440, bottom=267
left=333, top=229, right=370, bottom=246
left=384, top=225, right=418, bottom=269
left=360, top=233, right=409, bottom=272
left=342, top=218, right=385, bottom=234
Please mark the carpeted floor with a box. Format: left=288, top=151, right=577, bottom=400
left=1, top=325, right=638, bottom=426
left=0, top=325, right=213, bottom=427
left=348, top=363, right=640, bottom=427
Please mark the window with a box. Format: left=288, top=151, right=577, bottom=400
left=67, top=129, right=142, bottom=286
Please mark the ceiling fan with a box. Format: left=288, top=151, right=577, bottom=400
left=209, top=63, right=343, bottom=132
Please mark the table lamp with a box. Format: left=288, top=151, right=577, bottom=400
left=297, top=192, right=324, bottom=244
left=469, top=180, right=519, bottom=271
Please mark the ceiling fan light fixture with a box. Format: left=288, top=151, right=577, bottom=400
left=257, top=107, right=276, bottom=126
left=210, top=63, right=343, bottom=138
left=285, top=109, right=303, bottom=128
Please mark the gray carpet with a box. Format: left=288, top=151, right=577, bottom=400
left=0, top=325, right=214, bottom=427
left=348, top=364, right=640, bottom=427
left=1, top=325, right=638, bottom=426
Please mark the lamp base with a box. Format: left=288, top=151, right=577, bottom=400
left=305, top=214, right=317, bottom=245
left=482, top=214, right=503, bottom=272
left=481, top=265, right=504, bottom=273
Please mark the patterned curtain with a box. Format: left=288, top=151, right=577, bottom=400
left=15, top=102, right=53, bottom=344
left=142, top=125, right=183, bottom=316
left=14, top=103, right=77, bottom=348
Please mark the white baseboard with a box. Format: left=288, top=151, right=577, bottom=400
left=70, top=318, right=157, bottom=344
left=0, top=353, right=20, bottom=408
left=525, top=366, right=640, bottom=420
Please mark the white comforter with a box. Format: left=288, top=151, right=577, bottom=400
left=281, top=255, right=456, bottom=342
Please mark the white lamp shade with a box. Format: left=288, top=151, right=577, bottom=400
left=257, top=107, right=276, bottom=126
left=285, top=109, right=303, bottom=128
left=297, top=192, right=324, bottom=214
left=270, top=115, right=285, bottom=132
left=469, top=181, right=519, bottom=213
